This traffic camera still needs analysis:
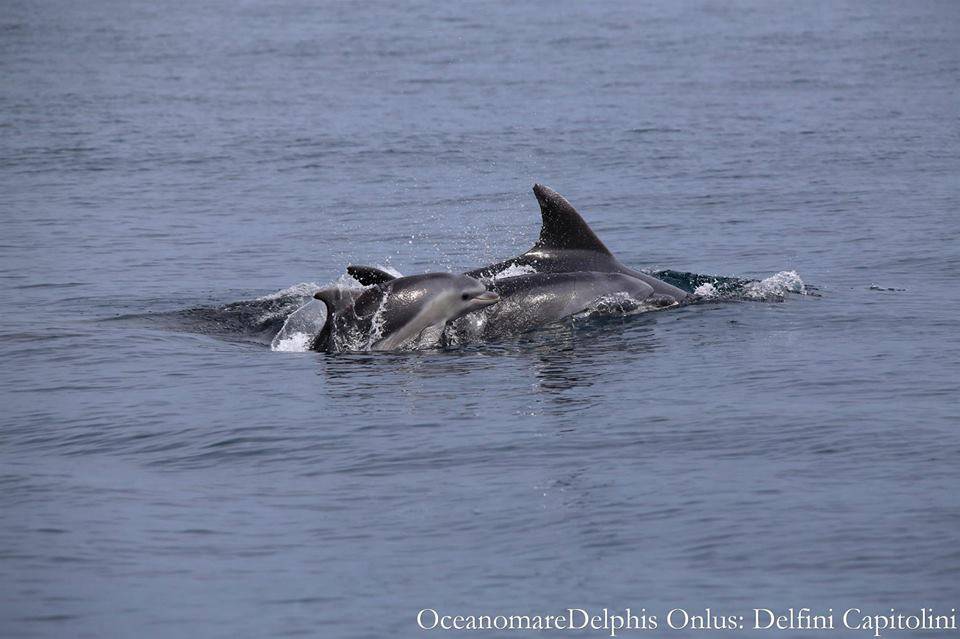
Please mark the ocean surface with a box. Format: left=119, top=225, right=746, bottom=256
left=2, top=1, right=958, bottom=637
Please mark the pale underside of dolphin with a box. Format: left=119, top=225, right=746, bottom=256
left=348, top=184, right=694, bottom=304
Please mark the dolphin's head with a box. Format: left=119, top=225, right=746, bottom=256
left=450, top=274, right=500, bottom=318
left=410, top=273, right=499, bottom=321
left=361, top=273, right=499, bottom=351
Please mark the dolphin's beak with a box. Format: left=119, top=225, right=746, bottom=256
left=473, top=291, right=500, bottom=305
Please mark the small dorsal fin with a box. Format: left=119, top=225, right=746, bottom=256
left=310, top=287, right=345, bottom=352
left=313, top=286, right=348, bottom=313
left=532, top=184, right=612, bottom=255
left=347, top=265, right=397, bottom=286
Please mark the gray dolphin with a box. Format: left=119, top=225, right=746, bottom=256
left=454, top=271, right=659, bottom=341
left=347, top=184, right=694, bottom=304
left=466, top=184, right=694, bottom=303
left=310, top=273, right=499, bottom=352
left=340, top=269, right=662, bottom=344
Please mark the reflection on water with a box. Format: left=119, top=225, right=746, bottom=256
left=317, top=312, right=663, bottom=417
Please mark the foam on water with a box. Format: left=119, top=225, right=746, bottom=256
left=359, top=293, right=391, bottom=351
left=271, top=299, right=328, bottom=352
left=692, top=270, right=807, bottom=301
left=252, top=282, right=325, bottom=331
left=742, top=270, right=807, bottom=300
left=268, top=273, right=373, bottom=352
left=272, top=330, right=315, bottom=353
left=694, top=281, right=720, bottom=298
left=255, top=281, right=323, bottom=302
left=267, top=266, right=408, bottom=353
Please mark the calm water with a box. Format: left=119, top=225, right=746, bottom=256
left=2, top=1, right=959, bottom=637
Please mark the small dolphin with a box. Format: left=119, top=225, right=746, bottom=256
left=310, top=273, right=499, bottom=352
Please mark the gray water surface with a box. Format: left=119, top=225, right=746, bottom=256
left=2, top=1, right=959, bottom=637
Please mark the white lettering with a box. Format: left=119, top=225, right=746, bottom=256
left=416, top=609, right=438, bottom=630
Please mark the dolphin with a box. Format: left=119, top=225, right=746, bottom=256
left=310, top=272, right=499, bottom=352
left=341, top=269, right=662, bottom=344
left=454, top=271, right=660, bottom=341
left=465, top=184, right=694, bottom=303
left=347, top=184, right=694, bottom=303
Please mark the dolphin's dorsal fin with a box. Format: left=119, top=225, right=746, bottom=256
left=310, top=287, right=345, bottom=351
left=531, top=184, right=612, bottom=255
left=314, top=287, right=347, bottom=313
left=347, top=265, right=397, bottom=286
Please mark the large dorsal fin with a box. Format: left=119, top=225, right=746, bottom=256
left=347, top=265, right=397, bottom=286
left=531, top=184, right=612, bottom=255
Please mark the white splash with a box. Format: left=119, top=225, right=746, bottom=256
left=362, top=292, right=392, bottom=350
left=265, top=264, right=412, bottom=353
left=251, top=282, right=324, bottom=329
left=742, top=270, right=806, bottom=300
left=694, top=282, right=720, bottom=298
left=256, top=282, right=322, bottom=301
left=262, top=264, right=397, bottom=303
left=376, top=264, right=404, bottom=278
left=272, top=331, right=314, bottom=353
left=268, top=269, right=384, bottom=353
left=270, top=298, right=328, bottom=352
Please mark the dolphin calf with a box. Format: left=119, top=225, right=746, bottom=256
left=310, top=272, right=499, bottom=352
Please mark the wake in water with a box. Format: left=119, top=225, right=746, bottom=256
left=653, top=269, right=811, bottom=301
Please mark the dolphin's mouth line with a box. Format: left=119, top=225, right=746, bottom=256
left=473, top=291, right=500, bottom=304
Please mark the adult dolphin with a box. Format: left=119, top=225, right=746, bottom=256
left=466, top=184, right=694, bottom=303
left=452, top=271, right=660, bottom=342
left=310, top=272, right=499, bottom=352
left=347, top=185, right=694, bottom=304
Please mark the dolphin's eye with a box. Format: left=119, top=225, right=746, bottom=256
left=461, top=293, right=470, bottom=301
